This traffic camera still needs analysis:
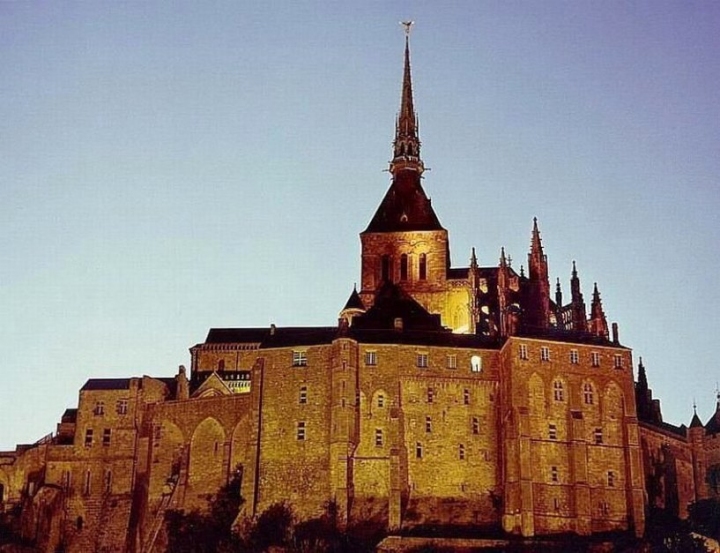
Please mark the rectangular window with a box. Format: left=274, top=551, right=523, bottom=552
left=116, top=399, right=128, bottom=415
left=548, top=424, right=557, bottom=440
left=104, top=470, right=112, bottom=494
left=594, top=428, right=603, bottom=444
left=551, top=466, right=558, bottom=483
left=607, top=470, right=615, bottom=487
left=292, top=351, right=307, bottom=367
left=554, top=498, right=560, bottom=511
left=375, top=428, right=383, bottom=447
left=614, top=354, right=623, bottom=369
left=463, top=389, right=470, bottom=405
left=459, top=444, right=465, bottom=460
left=102, top=428, right=111, bottom=447
left=541, top=346, right=550, bottom=362
left=84, top=429, right=93, bottom=448
left=425, top=416, right=432, bottom=433
left=93, top=401, right=104, bottom=416
left=591, top=352, right=600, bottom=367
left=415, top=442, right=423, bottom=459
left=377, top=394, right=385, bottom=408
left=416, top=353, right=429, bottom=368
left=447, top=354, right=457, bottom=369
left=472, top=417, right=480, bottom=435
left=427, top=387, right=434, bottom=403
left=570, top=349, right=579, bottom=364
left=365, top=351, right=377, bottom=366
left=299, top=386, right=307, bottom=404
left=83, top=471, right=91, bottom=496
left=519, top=344, right=528, bottom=360
left=297, top=421, right=306, bottom=441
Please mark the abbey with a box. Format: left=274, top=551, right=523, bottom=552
left=2, top=35, right=719, bottom=553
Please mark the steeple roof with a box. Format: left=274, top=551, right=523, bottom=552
left=342, top=286, right=365, bottom=311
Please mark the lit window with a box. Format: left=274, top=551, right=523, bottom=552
left=519, top=344, right=528, bottom=360
left=591, top=352, right=600, bottom=367
left=292, top=351, right=307, bottom=367
left=297, top=421, right=306, bottom=441
left=583, top=383, right=594, bottom=405
left=607, top=471, right=615, bottom=487
left=472, top=417, right=480, bottom=435
left=459, top=444, right=465, bottom=460
left=427, top=387, right=434, bottom=403
left=84, top=429, right=93, bottom=448
left=447, top=354, right=457, bottom=369
left=570, top=350, right=579, bottom=364
left=463, top=389, right=470, bottom=405
left=594, top=428, right=603, bottom=444
left=553, top=381, right=564, bottom=402
left=93, top=401, right=104, bottom=416
left=416, top=353, right=429, bottom=368
left=299, top=386, right=307, bottom=404
left=551, top=466, right=558, bottom=482
left=365, top=351, right=377, bottom=366
left=470, top=355, right=482, bottom=372
left=419, top=254, right=427, bottom=280
left=400, top=253, right=408, bottom=281
left=541, top=346, right=550, bottom=362
left=116, top=399, right=128, bottom=415
left=614, top=354, right=623, bottom=369
left=416, top=442, right=423, bottom=459
left=549, top=424, right=557, bottom=440
left=375, top=429, right=383, bottom=447
left=102, top=428, right=111, bottom=447
left=377, top=394, right=385, bottom=408
left=425, top=416, right=432, bottom=433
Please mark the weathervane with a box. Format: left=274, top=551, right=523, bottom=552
left=400, top=20, right=414, bottom=37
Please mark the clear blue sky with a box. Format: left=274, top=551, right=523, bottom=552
left=1, top=2, right=719, bottom=450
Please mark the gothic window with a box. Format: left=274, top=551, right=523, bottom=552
left=375, top=429, right=383, bottom=447
left=84, top=429, right=93, bottom=448
left=459, top=444, right=465, bottom=460
left=447, top=354, right=457, bottom=369
left=292, top=351, right=307, bottom=367
left=116, top=399, right=128, bottom=415
left=102, top=428, right=111, bottom=446
left=591, top=352, right=600, bottom=367
left=416, top=353, right=428, bottom=368
left=541, top=346, right=550, bottom=362
left=400, top=254, right=408, bottom=280
left=519, top=344, right=528, bottom=360
left=583, top=383, right=594, bottom=405
left=548, top=424, right=557, bottom=440
left=553, top=380, right=564, bottom=402
left=463, top=389, right=470, bottom=405
left=297, top=421, right=306, bottom=441
left=419, top=254, right=427, bottom=280
left=570, top=349, right=579, bottom=364
left=365, top=351, right=377, bottom=366
left=299, top=386, right=307, bottom=404
left=416, top=442, right=423, bottom=459
left=382, top=255, right=392, bottom=282
left=93, top=401, right=104, bottom=416
left=425, top=416, right=432, bottom=433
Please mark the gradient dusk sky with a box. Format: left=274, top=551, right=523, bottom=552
left=1, top=2, right=719, bottom=450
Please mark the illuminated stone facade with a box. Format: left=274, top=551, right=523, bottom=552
left=2, top=35, right=719, bottom=553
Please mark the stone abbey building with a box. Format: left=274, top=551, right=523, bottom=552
left=2, top=35, right=720, bottom=553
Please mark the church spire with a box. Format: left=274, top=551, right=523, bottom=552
left=390, top=22, right=424, bottom=176
left=589, top=282, right=609, bottom=339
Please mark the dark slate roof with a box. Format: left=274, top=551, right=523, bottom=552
left=157, top=377, right=178, bottom=398
left=641, top=419, right=688, bottom=438
left=363, top=171, right=444, bottom=233
left=348, top=328, right=504, bottom=349
left=61, top=409, right=77, bottom=423
left=81, top=378, right=132, bottom=391
left=351, top=282, right=443, bottom=332
left=205, top=327, right=339, bottom=348
left=690, top=413, right=704, bottom=428
left=705, top=406, right=720, bottom=435
left=343, top=287, right=365, bottom=311
left=448, top=267, right=469, bottom=280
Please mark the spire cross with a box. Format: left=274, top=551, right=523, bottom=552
left=400, top=21, right=414, bottom=36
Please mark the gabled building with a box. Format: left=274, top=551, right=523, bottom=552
left=1, top=31, right=717, bottom=553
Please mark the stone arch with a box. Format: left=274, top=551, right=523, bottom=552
left=229, top=414, right=252, bottom=475
left=528, top=372, right=546, bottom=439
left=188, top=417, right=227, bottom=503
left=148, top=419, right=185, bottom=498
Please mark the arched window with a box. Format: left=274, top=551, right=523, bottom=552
left=217, top=359, right=225, bottom=371
left=382, top=255, right=392, bottom=282
left=553, top=380, right=564, bottom=402
left=419, top=254, right=427, bottom=280
left=400, top=254, right=408, bottom=280
left=583, top=383, right=594, bottom=405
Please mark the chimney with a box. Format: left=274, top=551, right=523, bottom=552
left=611, top=322, right=619, bottom=344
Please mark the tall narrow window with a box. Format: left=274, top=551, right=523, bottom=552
left=614, top=354, right=623, bottom=369
left=375, top=429, right=383, bottom=447
left=218, top=359, right=225, bottom=371
left=583, top=383, right=594, bottom=405
left=541, top=346, right=550, bottom=362
left=419, top=254, right=427, bottom=280
left=570, top=350, right=579, bottom=364
left=594, top=428, right=603, bottom=444
left=519, top=344, right=528, bottom=360
left=472, top=417, right=480, bottom=435
left=425, top=416, right=432, bottom=433
left=447, top=354, right=457, bottom=369
left=427, top=388, right=434, bottom=403
left=85, top=429, right=93, bottom=448
left=459, top=444, right=465, bottom=460
left=116, top=399, right=128, bottom=415
left=551, top=466, right=558, bottom=483
left=416, top=442, right=423, bottom=459
left=553, top=380, right=564, bottom=402
left=299, top=386, right=308, bottom=404
left=548, top=424, right=557, bottom=440
left=382, top=255, right=392, bottom=282
left=400, top=254, right=408, bottom=280
left=463, top=389, right=470, bottom=405
left=297, top=421, right=306, bottom=441
left=591, top=352, right=600, bottom=367
left=377, top=394, right=385, bottom=408
left=102, top=428, right=111, bottom=446
left=607, top=471, right=615, bottom=487
left=83, top=471, right=91, bottom=496
left=93, top=401, right=104, bottom=416
left=104, top=470, right=112, bottom=494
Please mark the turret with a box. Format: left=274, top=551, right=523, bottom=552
left=524, top=218, right=550, bottom=332
left=569, top=261, right=588, bottom=333
left=589, top=282, right=609, bottom=339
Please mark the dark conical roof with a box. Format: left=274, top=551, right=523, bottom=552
left=364, top=170, right=443, bottom=233
left=690, top=412, right=703, bottom=428
left=342, top=286, right=365, bottom=311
